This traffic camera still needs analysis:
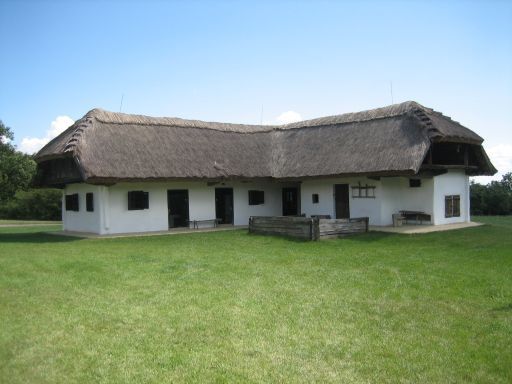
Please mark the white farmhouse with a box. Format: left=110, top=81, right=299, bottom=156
left=34, top=101, right=496, bottom=235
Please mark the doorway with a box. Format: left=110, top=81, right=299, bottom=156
left=167, top=190, right=189, bottom=228
left=334, top=184, right=350, bottom=219
left=282, top=187, right=299, bottom=216
left=215, top=188, right=234, bottom=224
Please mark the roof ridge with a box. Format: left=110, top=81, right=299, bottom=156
left=86, top=101, right=424, bottom=133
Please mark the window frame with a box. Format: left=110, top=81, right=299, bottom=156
left=128, top=191, right=149, bottom=210
left=248, top=190, right=265, bottom=205
left=445, top=195, right=461, bottom=218
left=312, top=193, right=319, bottom=204
left=65, top=193, right=79, bottom=212
left=86, top=192, right=94, bottom=212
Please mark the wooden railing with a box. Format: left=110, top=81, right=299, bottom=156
left=248, top=216, right=369, bottom=241
left=317, top=217, right=369, bottom=239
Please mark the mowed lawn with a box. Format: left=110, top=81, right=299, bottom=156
left=0, top=218, right=511, bottom=383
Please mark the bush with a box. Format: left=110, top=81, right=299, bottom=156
left=471, top=173, right=512, bottom=216
left=0, top=189, right=62, bottom=220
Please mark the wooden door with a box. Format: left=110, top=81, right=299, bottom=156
left=334, top=184, right=350, bottom=219
left=282, top=187, right=299, bottom=216
left=167, top=190, right=189, bottom=228
left=215, top=188, right=234, bottom=224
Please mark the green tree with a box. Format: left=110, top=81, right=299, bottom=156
left=0, top=120, right=36, bottom=203
left=471, top=173, right=512, bottom=216
left=0, top=189, right=62, bottom=220
left=501, top=172, right=512, bottom=191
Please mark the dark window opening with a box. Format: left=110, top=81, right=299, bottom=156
left=424, top=143, right=479, bottom=166
left=86, top=193, right=94, bottom=212
left=65, top=193, right=79, bottom=211
left=128, top=191, right=149, bottom=210
left=445, top=195, right=461, bottom=218
left=248, top=190, right=265, bottom=205
left=312, top=193, right=319, bottom=204
left=409, top=179, right=421, bottom=188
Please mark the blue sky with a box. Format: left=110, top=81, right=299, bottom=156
left=1, top=0, right=511, bottom=182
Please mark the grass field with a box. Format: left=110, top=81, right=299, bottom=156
left=0, top=217, right=511, bottom=383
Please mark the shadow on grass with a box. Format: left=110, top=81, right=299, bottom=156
left=248, top=231, right=395, bottom=243
left=0, top=232, right=79, bottom=244
left=247, top=232, right=310, bottom=243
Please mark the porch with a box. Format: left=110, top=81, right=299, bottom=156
left=370, top=221, right=482, bottom=234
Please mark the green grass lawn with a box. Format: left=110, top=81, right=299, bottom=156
left=0, top=217, right=511, bottom=383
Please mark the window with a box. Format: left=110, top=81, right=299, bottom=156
left=86, top=193, right=94, bottom=212
left=351, top=182, right=376, bottom=198
left=409, top=179, right=421, bottom=188
left=248, top=190, right=264, bottom=205
left=128, top=191, right=149, bottom=210
left=65, top=193, right=79, bottom=211
left=312, top=193, right=319, bottom=204
left=445, top=195, right=460, bottom=218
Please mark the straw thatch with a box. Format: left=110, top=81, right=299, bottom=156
left=34, top=101, right=496, bottom=185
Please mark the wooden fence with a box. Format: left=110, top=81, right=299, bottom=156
left=248, top=216, right=369, bottom=241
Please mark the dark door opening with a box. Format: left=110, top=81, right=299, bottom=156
left=215, top=188, right=234, bottom=225
left=282, top=187, right=299, bottom=216
left=167, top=190, right=189, bottom=228
left=334, top=184, right=350, bottom=219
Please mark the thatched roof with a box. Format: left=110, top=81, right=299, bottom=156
left=34, top=101, right=496, bottom=184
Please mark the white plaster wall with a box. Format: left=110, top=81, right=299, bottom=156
left=106, top=181, right=284, bottom=232
left=432, top=170, right=470, bottom=224
left=379, top=177, right=434, bottom=226
left=65, top=181, right=284, bottom=234
left=231, top=182, right=282, bottom=225
left=187, top=184, right=216, bottom=221
left=98, top=181, right=218, bottom=234
left=106, top=183, right=168, bottom=234
left=62, top=184, right=102, bottom=233
left=64, top=173, right=469, bottom=234
left=300, top=177, right=383, bottom=225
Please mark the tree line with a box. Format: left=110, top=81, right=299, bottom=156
left=470, top=173, right=512, bottom=216
left=0, top=120, right=61, bottom=220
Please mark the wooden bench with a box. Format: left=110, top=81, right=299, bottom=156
left=188, top=219, right=221, bottom=229
left=399, top=210, right=431, bottom=225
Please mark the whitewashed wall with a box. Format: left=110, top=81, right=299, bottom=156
left=432, top=170, right=470, bottom=224
left=300, top=177, right=384, bottom=225
left=63, top=181, right=284, bottom=234
left=105, top=183, right=169, bottom=234
left=231, top=182, right=282, bottom=225
left=62, top=171, right=470, bottom=234
left=379, top=177, right=434, bottom=226
left=62, top=184, right=103, bottom=233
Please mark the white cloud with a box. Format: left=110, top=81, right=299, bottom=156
left=19, top=115, right=74, bottom=154
left=471, top=144, right=512, bottom=184
left=19, top=137, right=52, bottom=154
left=276, top=111, right=303, bottom=125
left=1, top=136, right=11, bottom=144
